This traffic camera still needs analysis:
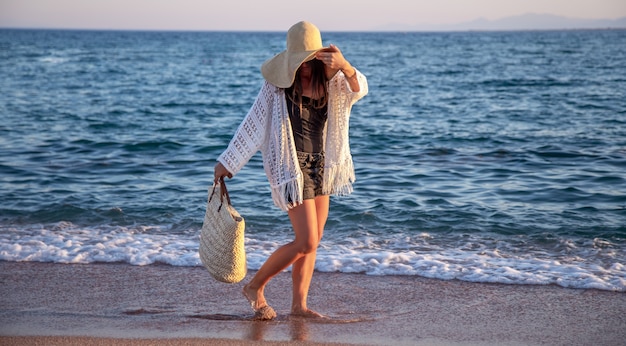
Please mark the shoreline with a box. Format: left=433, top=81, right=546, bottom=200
left=1, top=261, right=625, bottom=345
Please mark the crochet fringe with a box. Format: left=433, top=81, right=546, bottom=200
left=271, top=174, right=304, bottom=211
left=323, top=158, right=355, bottom=196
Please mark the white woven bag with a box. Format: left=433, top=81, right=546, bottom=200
left=199, top=178, right=247, bottom=283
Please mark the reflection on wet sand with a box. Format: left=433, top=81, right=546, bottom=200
left=245, top=316, right=312, bottom=342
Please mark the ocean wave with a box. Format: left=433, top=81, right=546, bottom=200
left=1, top=222, right=624, bottom=292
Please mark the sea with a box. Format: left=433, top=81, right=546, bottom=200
left=1, top=28, right=625, bottom=292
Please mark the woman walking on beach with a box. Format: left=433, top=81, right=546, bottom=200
left=214, top=21, right=368, bottom=320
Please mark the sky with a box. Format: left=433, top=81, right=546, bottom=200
left=1, top=0, right=626, bottom=31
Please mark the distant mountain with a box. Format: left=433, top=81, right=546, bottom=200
left=459, top=13, right=626, bottom=31
left=376, top=13, right=626, bottom=32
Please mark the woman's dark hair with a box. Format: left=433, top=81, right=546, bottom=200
left=287, top=58, right=328, bottom=110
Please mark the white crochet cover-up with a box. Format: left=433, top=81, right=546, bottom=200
left=217, top=69, right=368, bottom=211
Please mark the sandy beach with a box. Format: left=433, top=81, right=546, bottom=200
left=0, top=261, right=624, bottom=346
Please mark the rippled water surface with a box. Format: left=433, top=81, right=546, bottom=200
left=1, top=29, right=625, bottom=290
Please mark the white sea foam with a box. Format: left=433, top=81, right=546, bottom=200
left=39, top=56, right=68, bottom=64
left=1, top=223, right=624, bottom=292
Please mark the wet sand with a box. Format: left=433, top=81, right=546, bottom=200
left=0, top=261, right=624, bottom=345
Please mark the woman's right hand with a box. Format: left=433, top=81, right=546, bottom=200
left=214, top=162, right=232, bottom=184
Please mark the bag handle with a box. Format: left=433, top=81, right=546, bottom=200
left=209, top=177, right=232, bottom=212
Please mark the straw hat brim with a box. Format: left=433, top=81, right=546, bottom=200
left=261, top=48, right=326, bottom=88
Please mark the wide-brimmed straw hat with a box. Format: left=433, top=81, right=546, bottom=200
left=261, top=21, right=327, bottom=88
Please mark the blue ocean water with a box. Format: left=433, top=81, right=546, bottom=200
left=1, top=29, right=625, bottom=291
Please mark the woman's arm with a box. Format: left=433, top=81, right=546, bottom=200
left=316, top=44, right=360, bottom=92
left=214, top=82, right=274, bottom=182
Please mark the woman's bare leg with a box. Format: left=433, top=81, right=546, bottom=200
left=291, top=195, right=329, bottom=317
left=243, top=198, right=323, bottom=316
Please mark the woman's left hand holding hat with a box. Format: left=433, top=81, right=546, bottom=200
left=316, top=44, right=359, bottom=90
left=315, top=44, right=350, bottom=70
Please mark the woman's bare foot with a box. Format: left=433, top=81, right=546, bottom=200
left=291, top=308, right=326, bottom=319
left=254, top=306, right=277, bottom=320
left=243, top=284, right=276, bottom=320
left=242, top=284, right=265, bottom=310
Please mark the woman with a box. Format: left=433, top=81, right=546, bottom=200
left=214, top=21, right=368, bottom=320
